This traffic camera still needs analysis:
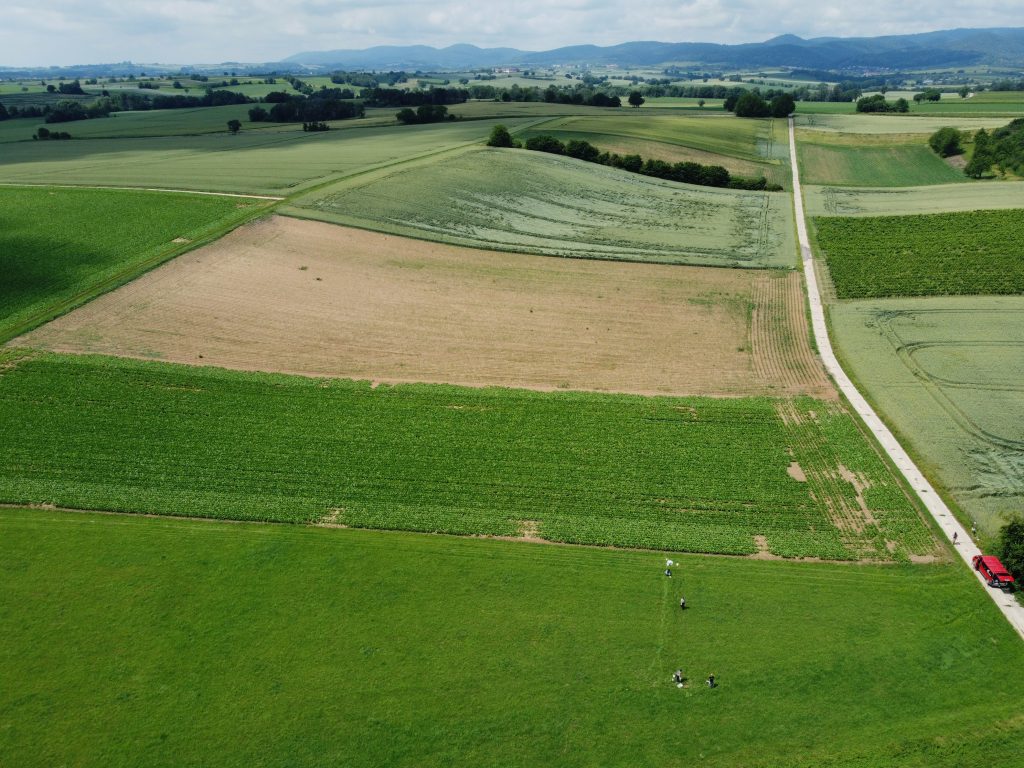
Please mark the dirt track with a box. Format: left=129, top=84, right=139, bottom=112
left=15, top=215, right=833, bottom=398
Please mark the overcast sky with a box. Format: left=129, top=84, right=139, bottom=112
left=4, top=0, right=1024, bottom=66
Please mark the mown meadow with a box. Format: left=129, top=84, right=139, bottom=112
left=2, top=508, right=1021, bottom=768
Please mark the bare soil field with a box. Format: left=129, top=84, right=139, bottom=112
left=15, top=216, right=832, bottom=398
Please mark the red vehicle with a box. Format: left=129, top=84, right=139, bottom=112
left=973, top=555, right=1015, bottom=589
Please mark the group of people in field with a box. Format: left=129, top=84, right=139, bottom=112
left=665, top=559, right=716, bottom=690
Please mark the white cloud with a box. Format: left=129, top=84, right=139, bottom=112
left=1, top=0, right=1022, bottom=65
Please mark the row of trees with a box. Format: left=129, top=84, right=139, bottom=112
left=855, top=94, right=910, bottom=113
left=966, top=119, right=1024, bottom=178
left=929, top=119, right=1024, bottom=178
left=486, top=126, right=780, bottom=191
left=395, top=105, right=452, bottom=124
left=724, top=90, right=795, bottom=118
left=248, top=93, right=364, bottom=123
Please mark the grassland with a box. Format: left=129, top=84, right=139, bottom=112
left=830, top=297, right=1024, bottom=536
left=0, top=351, right=932, bottom=560
left=287, top=147, right=796, bottom=268
left=0, top=186, right=269, bottom=343
left=815, top=209, right=1024, bottom=298
left=796, top=132, right=966, bottom=187
left=803, top=181, right=1024, bottom=217
left=0, top=117, right=522, bottom=195
left=14, top=216, right=832, bottom=399
left=2, top=509, right=1019, bottom=767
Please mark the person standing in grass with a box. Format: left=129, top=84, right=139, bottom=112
left=680, top=597, right=686, bottom=610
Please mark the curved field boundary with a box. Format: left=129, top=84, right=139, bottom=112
left=788, top=117, right=1024, bottom=639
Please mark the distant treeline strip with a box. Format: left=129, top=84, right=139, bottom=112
left=486, top=126, right=781, bottom=191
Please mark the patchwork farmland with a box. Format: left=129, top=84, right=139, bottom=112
left=2, top=75, right=1024, bottom=768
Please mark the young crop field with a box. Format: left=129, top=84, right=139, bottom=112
left=286, top=147, right=797, bottom=268
left=815, top=209, right=1024, bottom=298
left=1, top=509, right=1019, bottom=768
left=803, top=181, right=1024, bottom=217
left=797, top=134, right=966, bottom=187
left=830, top=296, right=1024, bottom=537
left=0, top=118, right=521, bottom=195
left=14, top=216, right=833, bottom=399
left=0, top=186, right=269, bottom=343
left=0, top=352, right=933, bottom=560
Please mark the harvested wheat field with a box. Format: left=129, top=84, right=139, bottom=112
left=14, top=216, right=832, bottom=397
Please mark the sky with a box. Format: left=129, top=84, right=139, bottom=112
left=3, top=0, right=1024, bottom=66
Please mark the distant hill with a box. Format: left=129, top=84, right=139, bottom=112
left=284, top=27, right=1024, bottom=70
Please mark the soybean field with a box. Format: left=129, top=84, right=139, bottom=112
left=0, top=352, right=933, bottom=561
left=815, top=209, right=1024, bottom=298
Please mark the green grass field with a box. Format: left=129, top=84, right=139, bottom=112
left=797, top=136, right=966, bottom=187
left=0, top=352, right=932, bottom=560
left=830, top=297, right=1024, bottom=536
left=0, top=186, right=268, bottom=342
left=287, top=147, right=796, bottom=268
left=0, top=118, right=519, bottom=195
left=1, top=508, right=1021, bottom=768
left=815, top=209, right=1024, bottom=297
left=803, top=181, right=1024, bottom=216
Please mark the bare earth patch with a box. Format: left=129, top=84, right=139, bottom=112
left=15, top=216, right=830, bottom=398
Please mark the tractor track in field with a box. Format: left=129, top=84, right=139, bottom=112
left=788, top=117, right=1024, bottom=639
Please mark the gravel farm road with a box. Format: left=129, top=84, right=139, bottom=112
left=787, top=117, right=1024, bottom=639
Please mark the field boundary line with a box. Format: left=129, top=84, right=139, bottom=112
left=788, top=117, right=1024, bottom=639
left=0, top=503, right=892, bottom=566
left=0, top=182, right=284, bottom=200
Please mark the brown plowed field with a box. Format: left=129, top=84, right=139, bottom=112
left=14, top=216, right=833, bottom=398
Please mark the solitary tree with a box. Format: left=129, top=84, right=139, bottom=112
left=770, top=93, right=796, bottom=118
left=959, top=85, right=971, bottom=98
left=698, top=99, right=705, bottom=108
left=486, top=124, right=514, bottom=147
left=928, top=126, right=963, bottom=157
left=965, top=128, right=993, bottom=178
left=227, top=119, right=242, bottom=134
left=628, top=91, right=645, bottom=108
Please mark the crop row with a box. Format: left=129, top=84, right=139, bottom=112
left=0, top=352, right=932, bottom=559
left=815, top=209, right=1024, bottom=298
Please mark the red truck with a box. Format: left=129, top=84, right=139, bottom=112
left=972, top=555, right=1016, bottom=589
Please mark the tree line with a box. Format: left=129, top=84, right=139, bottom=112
left=928, top=119, right=1024, bottom=178
left=855, top=94, right=910, bottom=113
left=486, top=125, right=781, bottom=191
